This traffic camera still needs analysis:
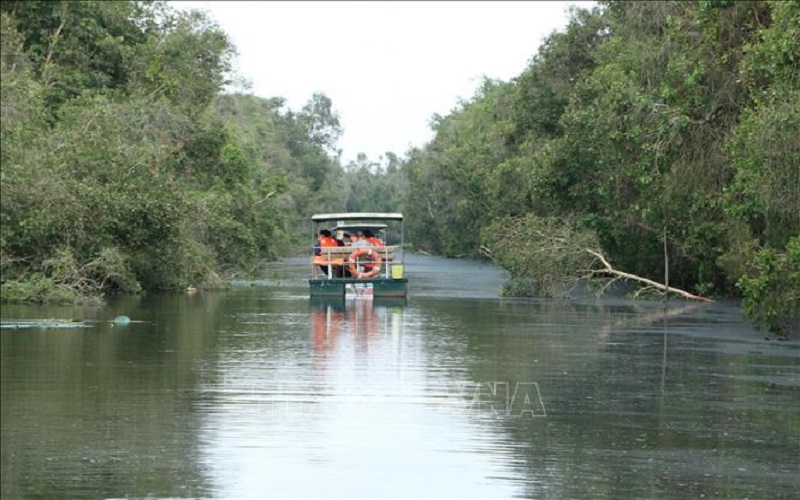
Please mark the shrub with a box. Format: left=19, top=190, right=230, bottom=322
left=738, top=236, right=800, bottom=336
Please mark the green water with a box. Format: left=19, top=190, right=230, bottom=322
left=1, top=255, right=798, bottom=498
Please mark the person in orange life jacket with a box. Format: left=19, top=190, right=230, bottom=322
left=364, top=229, right=389, bottom=268
left=352, top=230, right=383, bottom=273
left=363, top=229, right=384, bottom=247
left=314, top=229, right=338, bottom=254
left=314, top=229, right=342, bottom=276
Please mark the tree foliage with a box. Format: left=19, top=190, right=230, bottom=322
left=2, top=0, right=797, bottom=333
left=400, top=0, right=799, bottom=334
left=0, top=1, right=347, bottom=303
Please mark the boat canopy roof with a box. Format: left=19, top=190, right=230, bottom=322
left=311, top=212, right=403, bottom=223
left=332, top=223, right=388, bottom=233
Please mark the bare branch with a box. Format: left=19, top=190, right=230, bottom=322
left=486, top=215, right=712, bottom=302
left=252, top=190, right=277, bottom=206
left=41, top=2, right=69, bottom=87
left=585, top=248, right=712, bottom=301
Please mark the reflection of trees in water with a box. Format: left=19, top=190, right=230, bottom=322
left=1, top=292, right=226, bottom=498
left=434, top=299, right=798, bottom=499
left=409, top=297, right=785, bottom=498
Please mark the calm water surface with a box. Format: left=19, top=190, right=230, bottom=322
left=2, top=255, right=798, bottom=499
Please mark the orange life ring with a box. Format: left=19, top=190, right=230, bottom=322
left=348, top=248, right=381, bottom=279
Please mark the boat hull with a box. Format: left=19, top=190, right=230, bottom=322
left=309, top=278, right=408, bottom=298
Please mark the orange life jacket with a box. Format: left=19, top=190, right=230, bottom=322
left=319, top=236, right=338, bottom=247
left=314, top=236, right=342, bottom=265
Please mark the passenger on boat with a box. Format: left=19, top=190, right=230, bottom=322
left=314, top=229, right=343, bottom=277
left=363, top=229, right=384, bottom=247
left=344, top=231, right=370, bottom=277
left=350, top=231, right=371, bottom=248
left=314, top=229, right=338, bottom=252
left=349, top=230, right=383, bottom=275
left=364, top=229, right=391, bottom=266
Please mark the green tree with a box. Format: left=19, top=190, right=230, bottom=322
left=0, top=1, right=267, bottom=302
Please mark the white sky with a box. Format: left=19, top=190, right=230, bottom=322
left=173, top=1, right=590, bottom=166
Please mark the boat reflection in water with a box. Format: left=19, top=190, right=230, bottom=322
left=309, top=296, right=406, bottom=370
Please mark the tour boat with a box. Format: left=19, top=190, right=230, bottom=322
left=309, top=212, right=408, bottom=298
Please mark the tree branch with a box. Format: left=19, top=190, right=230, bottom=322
left=585, top=248, right=712, bottom=301
left=41, top=2, right=69, bottom=87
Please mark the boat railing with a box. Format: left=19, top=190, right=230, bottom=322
left=311, top=244, right=404, bottom=280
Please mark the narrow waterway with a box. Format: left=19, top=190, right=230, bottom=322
left=1, top=255, right=798, bottom=498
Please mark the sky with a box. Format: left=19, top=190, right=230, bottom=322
left=173, top=1, right=590, bottom=166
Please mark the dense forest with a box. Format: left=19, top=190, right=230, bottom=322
left=1, top=1, right=797, bottom=334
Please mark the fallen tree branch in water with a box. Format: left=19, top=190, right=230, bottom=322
left=485, top=215, right=713, bottom=301
left=583, top=249, right=713, bottom=302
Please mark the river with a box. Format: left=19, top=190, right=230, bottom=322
left=1, top=255, right=798, bottom=498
